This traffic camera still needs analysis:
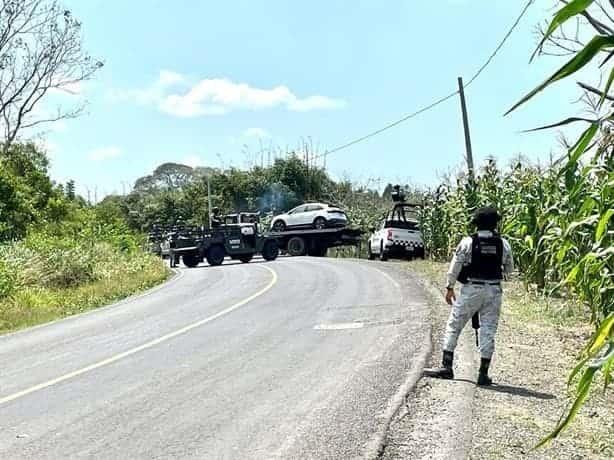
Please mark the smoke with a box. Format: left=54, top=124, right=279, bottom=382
left=257, top=182, right=298, bottom=214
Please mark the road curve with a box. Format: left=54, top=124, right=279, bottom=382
left=0, top=257, right=430, bottom=459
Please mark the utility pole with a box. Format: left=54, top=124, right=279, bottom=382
left=207, top=175, right=212, bottom=228
left=457, top=77, right=475, bottom=182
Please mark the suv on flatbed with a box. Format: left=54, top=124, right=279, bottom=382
left=270, top=203, right=347, bottom=232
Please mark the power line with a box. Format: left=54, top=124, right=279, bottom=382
left=318, top=0, right=535, bottom=159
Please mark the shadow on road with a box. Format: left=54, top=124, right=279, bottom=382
left=481, top=383, right=556, bottom=400
left=179, top=259, right=275, bottom=270
left=450, top=378, right=556, bottom=400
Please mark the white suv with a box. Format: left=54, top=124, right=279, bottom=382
left=270, top=203, right=347, bottom=232
left=368, top=204, right=424, bottom=260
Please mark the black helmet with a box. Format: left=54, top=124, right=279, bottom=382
left=212, top=207, right=220, bottom=214
left=472, top=207, right=501, bottom=231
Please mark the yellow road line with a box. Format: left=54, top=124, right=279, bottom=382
left=0, top=265, right=278, bottom=406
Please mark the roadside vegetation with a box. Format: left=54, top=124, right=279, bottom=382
left=0, top=142, right=169, bottom=334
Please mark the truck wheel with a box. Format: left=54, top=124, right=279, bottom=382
left=206, top=245, right=225, bottom=266
left=368, top=242, right=376, bottom=260
left=379, top=242, right=388, bottom=261
left=287, top=236, right=306, bottom=256
left=272, top=220, right=286, bottom=232
left=262, top=240, right=279, bottom=261
left=239, top=254, right=253, bottom=263
left=313, top=217, right=327, bottom=230
left=182, top=252, right=200, bottom=268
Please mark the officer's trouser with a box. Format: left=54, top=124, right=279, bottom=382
left=443, top=283, right=502, bottom=359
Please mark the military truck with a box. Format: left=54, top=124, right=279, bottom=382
left=168, top=213, right=279, bottom=268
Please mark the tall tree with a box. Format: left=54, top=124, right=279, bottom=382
left=0, top=0, right=103, bottom=150
left=65, top=179, right=75, bottom=200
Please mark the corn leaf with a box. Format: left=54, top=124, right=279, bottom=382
left=595, top=209, right=614, bottom=242
left=599, top=67, right=614, bottom=107
left=588, top=313, right=614, bottom=355
left=507, top=36, right=614, bottom=115
left=531, top=0, right=595, bottom=62
left=536, top=366, right=597, bottom=447
left=564, top=123, right=600, bottom=176
left=522, top=117, right=596, bottom=132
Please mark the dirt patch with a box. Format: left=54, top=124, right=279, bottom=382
left=381, top=261, right=613, bottom=460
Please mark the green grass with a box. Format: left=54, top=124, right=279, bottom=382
left=0, top=254, right=170, bottom=334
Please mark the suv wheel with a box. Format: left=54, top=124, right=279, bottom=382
left=272, top=220, right=286, bottom=232
left=313, top=217, right=327, bottom=230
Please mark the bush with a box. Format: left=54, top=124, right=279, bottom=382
left=0, top=258, right=15, bottom=299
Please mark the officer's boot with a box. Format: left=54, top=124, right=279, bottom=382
left=423, top=351, right=454, bottom=379
left=477, top=358, right=493, bottom=386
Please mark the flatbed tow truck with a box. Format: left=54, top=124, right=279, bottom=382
left=269, top=227, right=363, bottom=257
left=153, top=213, right=364, bottom=267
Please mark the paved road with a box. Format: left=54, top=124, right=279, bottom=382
left=0, top=257, right=430, bottom=459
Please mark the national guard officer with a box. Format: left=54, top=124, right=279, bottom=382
left=425, top=207, right=514, bottom=386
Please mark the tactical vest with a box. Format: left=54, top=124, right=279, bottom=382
left=458, top=233, right=503, bottom=283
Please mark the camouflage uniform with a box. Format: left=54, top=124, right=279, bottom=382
left=444, top=230, right=514, bottom=359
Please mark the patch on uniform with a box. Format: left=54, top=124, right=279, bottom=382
left=480, top=244, right=498, bottom=255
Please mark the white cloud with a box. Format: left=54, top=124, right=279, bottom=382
left=88, top=146, right=122, bottom=161
left=243, top=127, right=270, bottom=139
left=108, top=70, right=185, bottom=105
left=112, top=71, right=346, bottom=117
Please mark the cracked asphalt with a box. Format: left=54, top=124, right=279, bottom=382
left=0, top=257, right=430, bottom=459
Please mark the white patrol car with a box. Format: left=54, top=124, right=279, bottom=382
left=368, top=203, right=425, bottom=261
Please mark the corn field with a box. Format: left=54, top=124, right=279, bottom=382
left=421, top=0, right=614, bottom=441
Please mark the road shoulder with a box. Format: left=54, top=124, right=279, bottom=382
left=382, top=261, right=613, bottom=460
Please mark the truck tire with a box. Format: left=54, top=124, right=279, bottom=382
left=287, top=236, right=306, bottom=256
left=368, top=242, right=376, bottom=260
left=206, top=245, right=225, bottom=266
left=379, top=242, right=388, bottom=261
left=239, top=254, right=253, bottom=263
left=313, top=217, right=327, bottom=230
left=262, top=240, right=279, bottom=261
left=182, top=252, right=200, bottom=268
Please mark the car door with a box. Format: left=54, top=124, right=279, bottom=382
left=286, top=205, right=307, bottom=227
left=302, top=204, right=323, bottom=226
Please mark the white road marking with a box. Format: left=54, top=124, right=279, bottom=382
left=0, top=265, right=278, bottom=406
left=314, top=322, right=365, bottom=330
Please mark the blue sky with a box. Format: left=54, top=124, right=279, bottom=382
left=42, top=0, right=589, bottom=198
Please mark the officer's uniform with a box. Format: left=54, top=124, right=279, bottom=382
left=443, top=230, right=514, bottom=360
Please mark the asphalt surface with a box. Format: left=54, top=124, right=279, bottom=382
left=0, top=257, right=430, bottom=459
